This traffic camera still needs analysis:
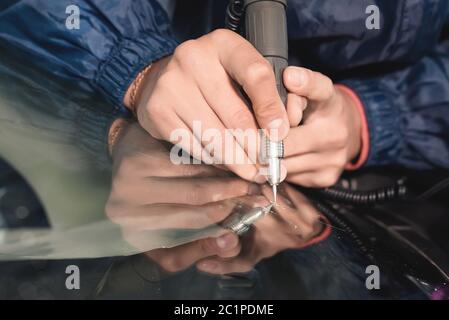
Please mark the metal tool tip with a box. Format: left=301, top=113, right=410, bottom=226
left=263, top=203, right=274, bottom=214
left=272, top=185, right=277, bottom=204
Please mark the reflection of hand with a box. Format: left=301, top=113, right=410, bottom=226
left=196, top=185, right=331, bottom=275
left=282, top=67, right=363, bottom=187
left=106, top=122, right=269, bottom=272
left=124, top=29, right=290, bottom=183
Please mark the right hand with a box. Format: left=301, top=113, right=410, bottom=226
left=197, top=185, right=329, bottom=275
left=125, top=29, right=290, bottom=183
left=106, top=122, right=269, bottom=273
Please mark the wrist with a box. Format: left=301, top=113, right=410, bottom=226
left=336, top=84, right=370, bottom=170
left=124, top=64, right=153, bottom=115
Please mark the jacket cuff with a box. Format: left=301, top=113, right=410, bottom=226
left=335, top=84, right=370, bottom=170
left=299, top=216, right=332, bottom=249
left=96, top=33, right=178, bottom=111
left=76, top=110, right=119, bottom=170
left=340, top=79, right=402, bottom=167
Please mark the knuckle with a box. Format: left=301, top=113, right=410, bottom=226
left=229, top=108, right=255, bottom=128
left=146, top=95, right=165, bottom=119
left=317, top=171, right=340, bottom=187
left=199, top=239, right=216, bottom=254
left=105, top=199, right=129, bottom=225
left=152, top=71, right=177, bottom=96
left=104, top=201, right=119, bottom=222
left=158, top=256, right=182, bottom=273
left=204, top=202, right=230, bottom=223
left=209, top=28, right=235, bottom=42
left=173, top=40, right=201, bottom=62
left=185, top=182, right=205, bottom=204
left=244, top=61, right=273, bottom=86
left=255, top=97, right=281, bottom=117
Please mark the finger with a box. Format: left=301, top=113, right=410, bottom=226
left=177, top=94, right=260, bottom=182
left=109, top=175, right=255, bottom=206
left=213, top=31, right=289, bottom=140
left=195, top=64, right=261, bottom=165
left=108, top=195, right=269, bottom=230
left=283, top=123, right=336, bottom=157
left=286, top=168, right=342, bottom=188
left=165, top=119, right=215, bottom=165
left=283, top=66, right=334, bottom=102
left=197, top=256, right=255, bottom=275
left=128, top=147, right=232, bottom=179
left=284, top=151, right=346, bottom=174
left=286, top=93, right=307, bottom=127
left=146, top=232, right=240, bottom=273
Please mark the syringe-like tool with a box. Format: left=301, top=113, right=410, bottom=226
left=264, top=137, right=284, bottom=203
left=244, top=0, right=288, bottom=203
left=220, top=204, right=273, bottom=235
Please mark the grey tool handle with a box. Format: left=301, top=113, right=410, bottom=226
left=244, top=0, right=288, bottom=104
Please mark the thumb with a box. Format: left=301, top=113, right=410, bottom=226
left=254, top=101, right=290, bottom=141
left=283, top=66, right=334, bottom=102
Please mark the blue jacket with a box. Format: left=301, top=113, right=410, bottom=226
left=1, top=0, right=449, bottom=170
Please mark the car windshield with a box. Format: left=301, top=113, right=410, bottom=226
left=0, top=32, right=448, bottom=301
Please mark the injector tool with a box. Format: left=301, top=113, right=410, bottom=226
left=220, top=0, right=289, bottom=235
left=220, top=203, right=273, bottom=235
left=227, top=0, right=289, bottom=204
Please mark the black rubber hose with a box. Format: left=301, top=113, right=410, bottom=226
left=316, top=179, right=408, bottom=205
left=225, top=0, right=244, bottom=32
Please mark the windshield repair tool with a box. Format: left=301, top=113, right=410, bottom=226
left=220, top=203, right=273, bottom=235
left=225, top=0, right=288, bottom=203
left=243, top=0, right=289, bottom=203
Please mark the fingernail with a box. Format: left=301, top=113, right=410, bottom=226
left=216, top=233, right=236, bottom=249
left=248, top=183, right=262, bottom=195
left=268, top=118, right=283, bottom=130
left=198, top=261, right=218, bottom=272
left=267, top=118, right=288, bottom=141
left=288, top=68, right=306, bottom=87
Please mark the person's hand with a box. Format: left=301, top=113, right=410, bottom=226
left=124, top=29, right=290, bottom=183
left=106, top=121, right=270, bottom=273
left=281, top=67, right=363, bottom=187
left=196, top=185, right=330, bottom=275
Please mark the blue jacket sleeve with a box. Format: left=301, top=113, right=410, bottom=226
left=0, top=0, right=178, bottom=168
left=0, top=0, right=178, bottom=110
left=343, top=40, right=449, bottom=170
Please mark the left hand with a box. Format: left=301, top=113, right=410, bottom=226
left=281, top=66, right=363, bottom=187
left=106, top=122, right=270, bottom=273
